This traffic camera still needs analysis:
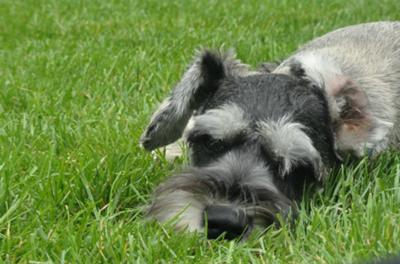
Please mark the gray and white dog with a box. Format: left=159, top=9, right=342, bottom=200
left=140, top=22, right=400, bottom=240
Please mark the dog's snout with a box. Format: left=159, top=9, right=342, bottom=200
left=204, top=205, right=250, bottom=240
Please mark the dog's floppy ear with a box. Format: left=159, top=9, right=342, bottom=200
left=140, top=50, right=249, bottom=151
left=326, top=77, right=373, bottom=154
left=325, top=76, right=393, bottom=156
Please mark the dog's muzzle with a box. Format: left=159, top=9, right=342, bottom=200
left=204, top=205, right=251, bottom=240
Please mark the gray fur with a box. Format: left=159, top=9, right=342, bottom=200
left=147, top=151, right=292, bottom=233
left=140, top=50, right=251, bottom=151
left=257, top=115, right=324, bottom=180
left=142, top=22, right=400, bottom=239
left=275, top=21, right=400, bottom=156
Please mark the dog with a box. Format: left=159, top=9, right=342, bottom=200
left=140, top=22, right=400, bottom=240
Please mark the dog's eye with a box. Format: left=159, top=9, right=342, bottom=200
left=204, top=139, right=227, bottom=153
left=187, top=134, right=228, bottom=153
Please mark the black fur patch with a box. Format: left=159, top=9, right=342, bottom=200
left=191, top=72, right=339, bottom=200
left=192, top=51, right=226, bottom=108
left=289, top=61, right=306, bottom=78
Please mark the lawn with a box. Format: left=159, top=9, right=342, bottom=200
left=1, top=0, right=400, bottom=263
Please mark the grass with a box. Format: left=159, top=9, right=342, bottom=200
left=0, top=0, right=400, bottom=263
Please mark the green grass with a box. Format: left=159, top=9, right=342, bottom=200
left=1, top=0, right=400, bottom=263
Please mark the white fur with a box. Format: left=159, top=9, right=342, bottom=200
left=215, top=152, right=280, bottom=194
left=164, top=140, right=184, bottom=161
left=275, top=51, right=396, bottom=158
left=258, top=115, right=322, bottom=178
left=294, top=52, right=343, bottom=89
left=153, top=190, right=205, bottom=232
left=184, top=103, right=249, bottom=140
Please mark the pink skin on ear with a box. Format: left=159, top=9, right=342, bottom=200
left=326, top=75, right=373, bottom=155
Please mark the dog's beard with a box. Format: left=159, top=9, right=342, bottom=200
left=146, top=153, right=293, bottom=237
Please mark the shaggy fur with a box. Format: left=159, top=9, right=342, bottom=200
left=141, top=22, right=400, bottom=240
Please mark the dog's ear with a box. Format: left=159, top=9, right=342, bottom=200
left=326, top=77, right=374, bottom=154
left=330, top=78, right=369, bottom=122
left=140, top=50, right=249, bottom=151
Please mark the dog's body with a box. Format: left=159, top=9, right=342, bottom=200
left=140, top=22, right=400, bottom=240
left=275, top=22, right=400, bottom=156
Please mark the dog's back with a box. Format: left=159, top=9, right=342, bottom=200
left=275, top=22, right=400, bottom=154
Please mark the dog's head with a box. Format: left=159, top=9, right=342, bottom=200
left=140, top=50, right=339, bottom=240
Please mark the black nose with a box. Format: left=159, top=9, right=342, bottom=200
left=204, top=205, right=250, bottom=240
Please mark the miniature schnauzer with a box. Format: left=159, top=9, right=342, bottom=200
left=140, top=22, right=400, bottom=240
